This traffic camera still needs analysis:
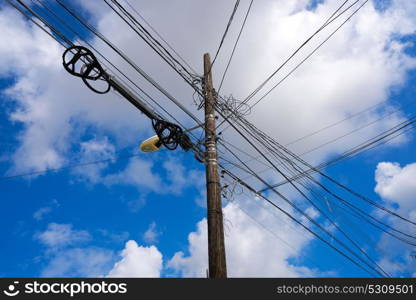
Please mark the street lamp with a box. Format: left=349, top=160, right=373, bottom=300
left=139, top=135, right=162, bottom=153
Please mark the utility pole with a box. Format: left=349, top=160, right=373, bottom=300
left=62, top=45, right=228, bottom=277
left=203, top=53, right=227, bottom=278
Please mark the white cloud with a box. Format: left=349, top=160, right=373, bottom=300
left=98, top=229, right=130, bottom=244
left=143, top=222, right=160, bottom=244
left=33, top=207, right=52, bottom=221
left=71, top=136, right=116, bottom=182
left=41, top=240, right=165, bottom=278
left=194, top=188, right=207, bottom=208
left=2, top=0, right=416, bottom=277
left=162, top=158, right=206, bottom=195
left=102, top=156, right=204, bottom=197
left=0, top=7, right=151, bottom=177
left=33, top=199, right=59, bottom=221
left=167, top=220, right=208, bottom=278
left=103, top=157, right=162, bottom=191
left=168, top=197, right=321, bottom=277
left=34, top=222, right=164, bottom=277
left=35, top=223, right=116, bottom=277
left=35, top=223, right=91, bottom=249
left=41, top=247, right=115, bottom=277
left=162, top=158, right=189, bottom=195
left=107, top=240, right=163, bottom=277
left=2, top=0, right=415, bottom=181
left=1, top=0, right=414, bottom=192
left=374, top=161, right=416, bottom=276
left=375, top=162, right=416, bottom=212
left=162, top=0, right=416, bottom=276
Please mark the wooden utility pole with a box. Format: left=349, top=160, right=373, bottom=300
left=203, top=53, right=227, bottom=278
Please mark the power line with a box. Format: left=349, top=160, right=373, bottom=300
left=213, top=94, right=416, bottom=247
left=4, top=0, right=208, bottom=180
left=248, top=0, right=369, bottom=109
left=219, top=92, right=414, bottom=191
left=13, top=0, right=204, bottom=148
left=39, top=0, right=209, bottom=153
left=6, top=0, right=413, bottom=277
left=246, top=122, right=416, bottom=243
left=299, top=108, right=409, bottom=156
left=55, top=0, right=204, bottom=127
left=285, top=98, right=403, bottom=147
left=290, top=177, right=390, bottom=277
left=6, top=0, right=72, bottom=48
left=104, top=0, right=199, bottom=88
left=255, top=139, right=391, bottom=277
left=214, top=0, right=365, bottom=135
left=123, top=0, right=198, bottom=75
left=0, top=150, right=140, bottom=181
left=5, top=0, right=208, bottom=173
left=261, top=116, right=416, bottom=191
left=221, top=177, right=330, bottom=272
left=221, top=166, right=384, bottom=277
left=242, top=0, right=357, bottom=105
left=210, top=0, right=241, bottom=70
left=224, top=101, right=409, bottom=175
left=217, top=0, right=254, bottom=93
left=229, top=124, right=415, bottom=269
left=98, top=0, right=233, bottom=144
left=214, top=117, right=388, bottom=276
left=259, top=102, right=413, bottom=171
left=235, top=113, right=416, bottom=228
left=31, top=0, right=174, bottom=125
left=219, top=123, right=416, bottom=246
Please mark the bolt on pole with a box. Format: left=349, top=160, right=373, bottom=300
left=203, top=53, right=227, bottom=278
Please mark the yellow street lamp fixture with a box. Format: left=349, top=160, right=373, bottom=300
left=140, top=135, right=163, bottom=153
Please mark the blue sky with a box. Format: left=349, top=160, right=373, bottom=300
left=0, top=0, right=416, bottom=278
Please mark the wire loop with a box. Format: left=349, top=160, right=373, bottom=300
left=63, top=46, right=110, bottom=94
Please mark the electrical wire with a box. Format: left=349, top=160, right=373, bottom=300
left=104, top=0, right=198, bottom=89
left=230, top=133, right=392, bottom=277
left=230, top=101, right=413, bottom=176
left=123, top=0, right=198, bottom=75
left=213, top=96, right=416, bottom=247
left=285, top=98, right=402, bottom=147
left=235, top=113, right=416, bottom=229
left=5, top=0, right=72, bottom=48
left=35, top=0, right=208, bottom=154
left=0, top=150, right=140, bottom=181
left=215, top=0, right=365, bottom=135
left=243, top=121, right=416, bottom=242
left=5, top=0, right=207, bottom=174
left=219, top=125, right=416, bottom=246
left=31, top=0, right=171, bottom=124
left=6, top=0, right=412, bottom=277
left=55, top=0, right=204, bottom=127
left=221, top=166, right=385, bottom=277
left=262, top=116, right=416, bottom=190
left=223, top=121, right=416, bottom=277
left=217, top=0, right=254, bottom=93
left=216, top=126, right=389, bottom=276
left=210, top=0, right=241, bottom=71
left=221, top=176, right=329, bottom=272
left=33, top=0, right=410, bottom=262
left=218, top=118, right=389, bottom=276
left=248, top=0, right=369, bottom=109
left=13, top=0, right=203, bottom=147
left=242, top=0, right=358, bottom=105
